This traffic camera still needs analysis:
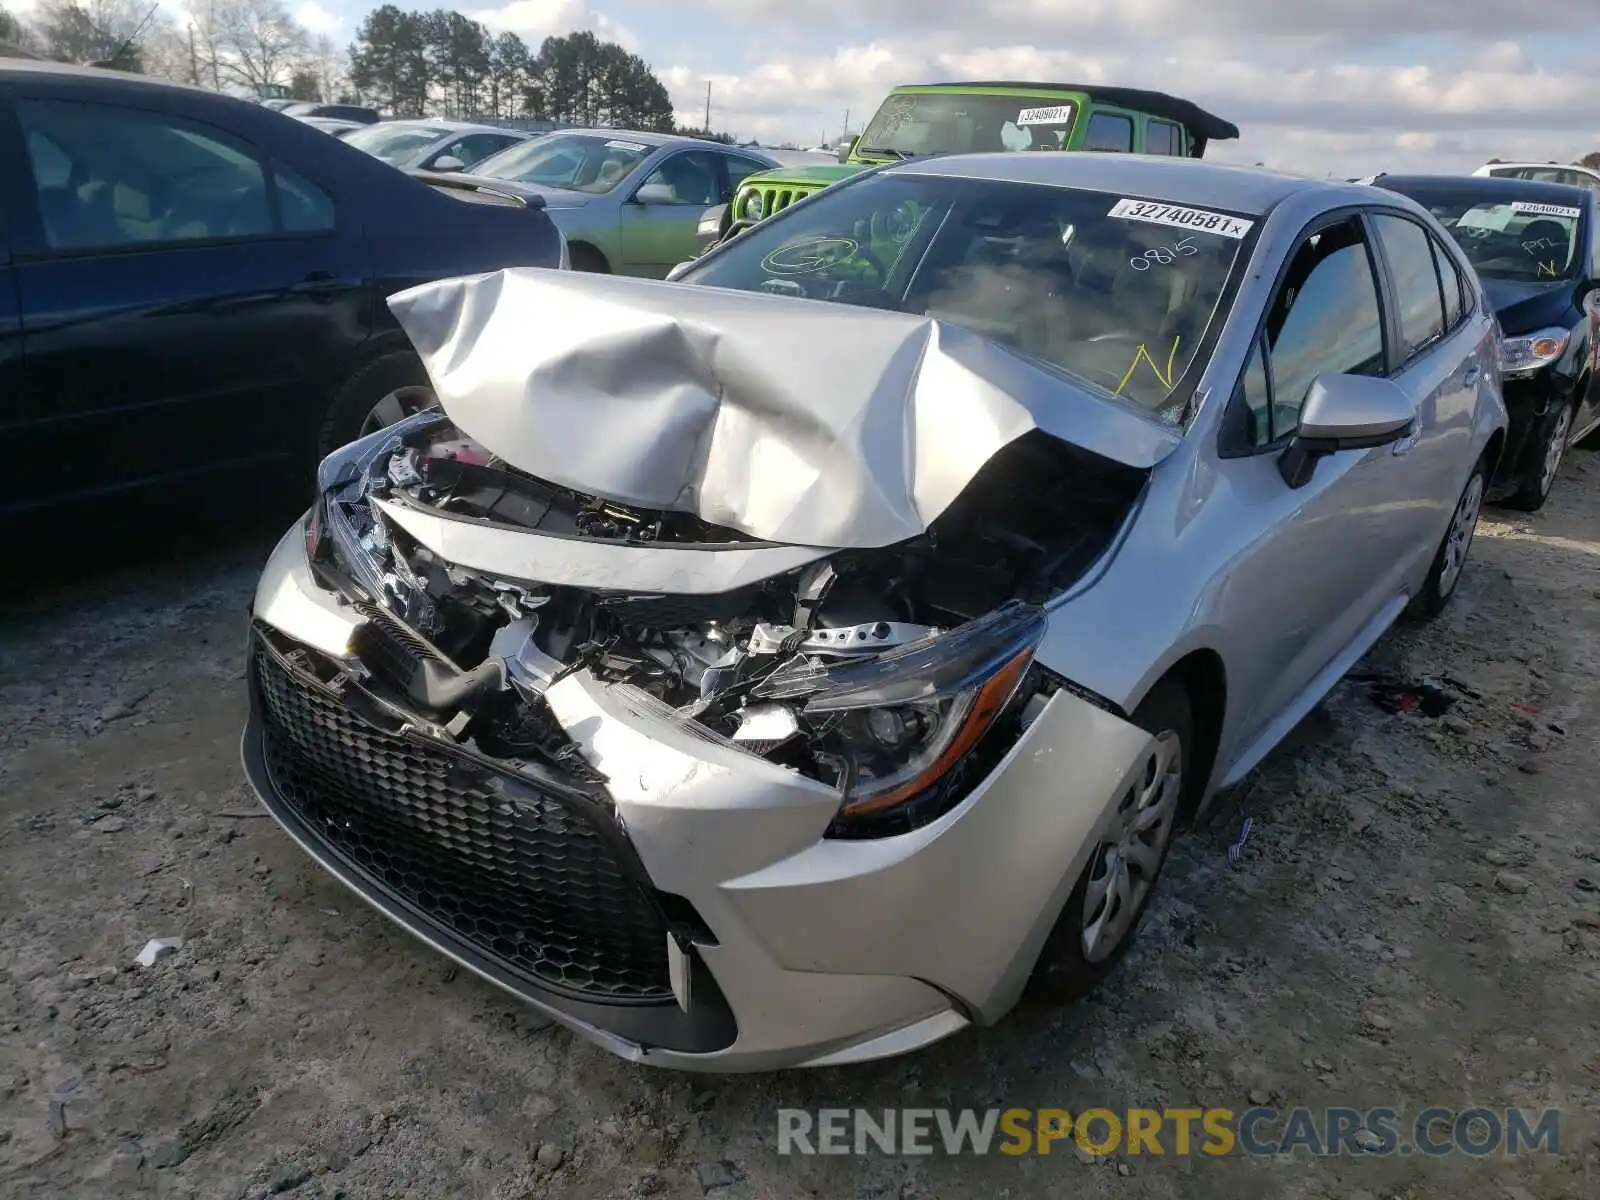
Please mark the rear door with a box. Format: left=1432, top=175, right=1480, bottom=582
left=1364, top=209, right=1482, bottom=547
left=0, top=90, right=369, bottom=519
left=1216, top=214, right=1429, bottom=750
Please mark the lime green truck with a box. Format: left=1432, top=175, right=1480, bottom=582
left=701, top=81, right=1238, bottom=246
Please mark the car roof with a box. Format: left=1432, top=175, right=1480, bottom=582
left=1375, top=173, right=1593, bottom=207
left=377, top=119, right=521, bottom=136
left=885, top=153, right=1328, bottom=216
left=1480, top=161, right=1600, bottom=177
left=541, top=129, right=688, bottom=148
left=901, top=81, right=1239, bottom=141
left=0, top=56, right=215, bottom=94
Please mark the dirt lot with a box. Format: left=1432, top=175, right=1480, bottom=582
left=3, top=454, right=1599, bottom=1200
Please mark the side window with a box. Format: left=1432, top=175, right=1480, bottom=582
left=638, top=150, right=722, bottom=205
left=274, top=163, right=335, bottom=233
left=721, top=155, right=767, bottom=201
left=1235, top=336, right=1271, bottom=446
left=1433, top=235, right=1464, bottom=329
left=26, top=132, right=71, bottom=188
left=1372, top=214, right=1445, bottom=360
left=1237, top=219, right=1386, bottom=446
left=1082, top=112, right=1133, bottom=153
left=18, top=99, right=271, bottom=251
left=446, top=135, right=514, bottom=168
left=1147, top=121, right=1182, bottom=156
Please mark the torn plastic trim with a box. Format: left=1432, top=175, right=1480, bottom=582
left=371, top=495, right=832, bottom=594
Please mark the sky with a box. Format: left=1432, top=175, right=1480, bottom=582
left=9, top=0, right=1600, bottom=175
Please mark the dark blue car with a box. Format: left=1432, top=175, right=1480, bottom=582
left=0, top=60, right=564, bottom=538
left=1374, top=173, right=1600, bottom=510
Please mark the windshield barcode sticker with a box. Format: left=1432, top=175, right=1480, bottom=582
left=1108, top=198, right=1254, bottom=239
left=1512, top=201, right=1580, bottom=218
left=1016, top=105, right=1074, bottom=126
left=605, top=140, right=648, bottom=152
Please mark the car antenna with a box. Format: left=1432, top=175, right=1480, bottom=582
left=91, top=2, right=159, bottom=70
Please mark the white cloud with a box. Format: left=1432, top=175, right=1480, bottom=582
left=293, top=1, right=341, bottom=36
left=466, top=0, right=637, bottom=49
left=664, top=37, right=1600, bottom=174
left=666, top=0, right=1596, bottom=47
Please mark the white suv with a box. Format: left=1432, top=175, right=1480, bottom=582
left=1475, top=161, right=1600, bottom=194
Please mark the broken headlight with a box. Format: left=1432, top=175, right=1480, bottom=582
left=753, top=600, right=1046, bottom=827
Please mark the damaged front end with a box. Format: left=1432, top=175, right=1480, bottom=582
left=299, top=410, right=1144, bottom=838
left=243, top=272, right=1175, bottom=1069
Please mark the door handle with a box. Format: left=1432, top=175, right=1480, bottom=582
left=291, top=270, right=343, bottom=300
left=1391, top=421, right=1421, bottom=456
left=1462, top=363, right=1482, bottom=386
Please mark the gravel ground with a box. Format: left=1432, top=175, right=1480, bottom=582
left=2, top=453, right=1599, bottom=1200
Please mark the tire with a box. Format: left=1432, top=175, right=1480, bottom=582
left=1502, top=399, right=1573, bottom=512
left=568, top=242, right=610, bottom=273
left=1405, top=454, right=1486, bottom=621
left=316, top=351, right=436, bottom=463
left=1024, top=680, right=1193, bottom=1004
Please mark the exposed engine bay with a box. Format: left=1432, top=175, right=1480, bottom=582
left=309, top=414, right=1146, bottom=832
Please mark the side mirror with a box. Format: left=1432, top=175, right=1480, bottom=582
left=429, top=155, right=465, bottom=173
left=1575, top=278, right=1600, bottom=313
left=665, top=261, right=694, bottom=282
left=837, top=135, right=858, bottom=163
left=1278, top=373, right=1416, bottom=489
left=696, top=202, right=728, bottom=251
left=633, top=182, right=675, bottom=205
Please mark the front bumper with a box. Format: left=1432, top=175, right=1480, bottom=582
left=241, top=521, right=1155, bottom=1071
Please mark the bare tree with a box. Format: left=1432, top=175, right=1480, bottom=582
left=183, top=0, right=226, bottom=89
left=212, top=0, right=306, bottom=90
left=30, top=0, right=167, bottom=67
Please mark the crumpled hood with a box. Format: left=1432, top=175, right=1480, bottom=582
left=386, top=269, right=1179, bottom=549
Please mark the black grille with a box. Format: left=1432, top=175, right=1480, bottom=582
left=251, top=635, right=674, bottom=1003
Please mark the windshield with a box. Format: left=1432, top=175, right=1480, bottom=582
left=1406, top=191, right=1584, bottom=283
left=856, top=93, right=1079, bottom=159
left=472, top=133, right=653, bottom=193
left=343, top=124, right=447, bottom=163
left=685, top=173, right=1254, bottom=417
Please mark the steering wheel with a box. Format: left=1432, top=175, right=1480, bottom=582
left=761, top=236, right=887, bottom=284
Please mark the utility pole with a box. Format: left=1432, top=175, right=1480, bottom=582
left=704, top=81, right=711, bottom=133
left=842, top=109, right=850, bottom=141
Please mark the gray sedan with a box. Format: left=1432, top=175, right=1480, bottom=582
left=245, top=154, right=1509, bottom=1070
left=427, top=129, right=779, bottom=277
left=342, top=119, right=531, bottom=173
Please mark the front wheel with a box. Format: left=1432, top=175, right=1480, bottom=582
left=1502, top=400, right=1573, bottom=512
left=316, top=351, right=436, bottom=463
left=1406, top=456, right=1486, bottom=621
left=1025, top=681, right=1191, bottom=1003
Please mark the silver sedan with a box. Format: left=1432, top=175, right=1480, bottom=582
left=244, top=154, right=1507, bottom=1071
left=341, top=119, right=531, bottom=173
left=428, top=129, right=779, bottom=277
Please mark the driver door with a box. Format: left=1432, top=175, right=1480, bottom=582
left=0, top=93, right=368, bottom=519
left=618, top=149, right=730, bottom=277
